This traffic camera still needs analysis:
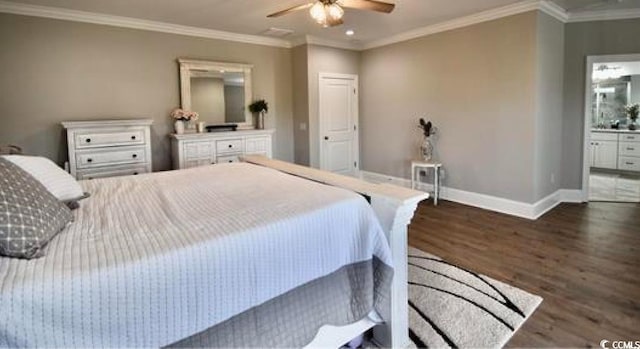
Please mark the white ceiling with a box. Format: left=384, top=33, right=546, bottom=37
left=4, top=0, right=640, bottom=46
left=554, top=0, right=640, bottom=12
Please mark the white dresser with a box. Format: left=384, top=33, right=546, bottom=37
left=62, top=119, right=153, bottom=180
left=618, top=132, right=640, bottom=171
left=170, top=129, right=274, bottom=169
left=590, top=130, right=640, bottom=172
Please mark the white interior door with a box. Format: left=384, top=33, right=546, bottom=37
left=319, top=73, right=358, bottom=176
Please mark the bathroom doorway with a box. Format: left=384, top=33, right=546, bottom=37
left=583, top=54, right=640, bottom=203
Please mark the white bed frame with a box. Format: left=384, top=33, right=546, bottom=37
left=242, top=155, right=428, bottom=349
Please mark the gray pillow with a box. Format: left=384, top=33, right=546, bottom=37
left=0, top=157, right=73, bottom=259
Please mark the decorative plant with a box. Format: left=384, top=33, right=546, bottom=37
left=418, top=118, right=437, bottom=138
left=170, top=108, right=199, bottom=121
left=248, top=99, right=269, bottom=114
left=626, top=104, right=639, bottom=121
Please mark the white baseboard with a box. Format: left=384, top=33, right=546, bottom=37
left=359, top=171, right=584, bottom=220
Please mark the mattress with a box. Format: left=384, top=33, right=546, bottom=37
left=0, top=163, right=393, bottom=348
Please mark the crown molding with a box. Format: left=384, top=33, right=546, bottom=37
left=291, top=35, right=363, bottom=51
left=539, top=0, right=570, bottom=22
left=567, top=7, right=640, bottom=22
left=0, top=0, right=291, bottom=48
left=362, top=0, right=569, bottom=50
left=2, top=0, right=640, bottom=53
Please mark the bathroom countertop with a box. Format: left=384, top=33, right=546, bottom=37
left=591, top=128, right=640, bottom=134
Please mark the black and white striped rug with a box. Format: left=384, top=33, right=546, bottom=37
left=407, top=247, right=542, bottom=348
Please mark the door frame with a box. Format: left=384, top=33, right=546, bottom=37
left=318, top=72, right=359, bottom=174
left=581, top=54, right=640, bottom=201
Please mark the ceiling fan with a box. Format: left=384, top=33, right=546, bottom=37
left=267, top=0, right=395, bottom=28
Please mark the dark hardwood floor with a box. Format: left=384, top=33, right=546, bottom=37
left=408, top=200, right=640, bottom=348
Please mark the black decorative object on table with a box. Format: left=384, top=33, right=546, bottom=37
left=249, top=99, right=269, bottom=130
left=206, top=124, right=238, bottom=132
left=418, top=118, right=435, bottom=137
left=417, top=118, right=437, bottom=161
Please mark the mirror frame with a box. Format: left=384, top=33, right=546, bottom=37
left=178, top=58, right=254, bottom=128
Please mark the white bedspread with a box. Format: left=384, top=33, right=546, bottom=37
left=0, top=163, right=392, bottom=348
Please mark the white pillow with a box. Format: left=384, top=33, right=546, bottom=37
left=2, top=155, right=85, bottom=202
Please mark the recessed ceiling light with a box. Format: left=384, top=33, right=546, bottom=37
left=345, top=29, right=355, bottom=36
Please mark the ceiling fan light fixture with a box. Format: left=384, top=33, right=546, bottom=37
left=309, top=1, right=345, bottom=27
left=310, top=2, right=328, bottom=24
left=327, top=3, right=344, bottom=20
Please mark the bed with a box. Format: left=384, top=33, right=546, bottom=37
left=0, top=156, right=426, bottom=348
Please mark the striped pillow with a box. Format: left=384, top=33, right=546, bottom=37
left=2, top=155, right=85, bottom=202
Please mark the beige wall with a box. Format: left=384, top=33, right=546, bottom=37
left=291, top=44, right=360, bottom=167
left=292, top=45, right=310, bottom=166
left=360, top=12, right=541, bottom=202
left=0, top=13, right=293, bottom=171
left=562, top=18, right=640, bottom=189
left=306, top=45, right=360, bottom=168
left=533, top=12, right=565, bottom=201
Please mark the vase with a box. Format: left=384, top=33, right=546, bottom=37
left=629, top=120, right=638, bottom=131
left=174, top=120, right=185, bottom=134
left=420, top=137, right=434, bottom=161
left=255, top=111, right=265, bottom=130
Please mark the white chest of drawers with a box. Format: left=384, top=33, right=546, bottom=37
left=170, top=129, right=274, bottom=169
left=62, top=119, right=153, bottom=180
left=618, top=132, right=640, bottom=172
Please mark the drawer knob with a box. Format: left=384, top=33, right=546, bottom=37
left=131, top=136, right=136, bottom=140
left=87, top=158, right=93, bottom=163
left=228, top=144, right=233, bottom=148
left=133, top=172, right=139, bottom=175
left=228, top=160, right=233, bottom=163
left=86, top=138, right=91, bottom=143
left=628, top=148, right=635, bottom=151
left=132, top=154, right=138, bottom=159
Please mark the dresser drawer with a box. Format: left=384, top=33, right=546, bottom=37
left=184, top=141, right=212, bottom=160
left=618, top=157, right=640, bottom=171
left=184, top=159, right=212, bottom=169
left=619, top=133, right=640, bottom=143
left=591, top=132, right=618, bottom=141
left=76, top=147, right=147, bottom=169
left=216, top=155, right=240, bottom=164
left=216, top=139, right=243, bottom=154
left=245, top=137, right=269, bottom=154
left=75, top=129, right=146, bottom=149
left=77, top=166, right=148, bottom=180
left=619, top=142, right=640, bottom=157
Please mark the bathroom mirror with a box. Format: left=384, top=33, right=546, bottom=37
left=178, top=59, right=253, bottom=128
left=591, top=61, right=640, bottom=128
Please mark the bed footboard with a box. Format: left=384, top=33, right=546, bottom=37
left=242, top=155, right=428, bottom=348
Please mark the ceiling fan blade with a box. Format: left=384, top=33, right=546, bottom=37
left=338, top=0, right=395, bottom=13
left=267, top=2, right=313, bottom=18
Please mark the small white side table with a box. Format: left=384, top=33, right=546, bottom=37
left=411, top=160, right=443, bottom=205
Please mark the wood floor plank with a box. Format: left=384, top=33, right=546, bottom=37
left=408, top=200, right=640, bottom=347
